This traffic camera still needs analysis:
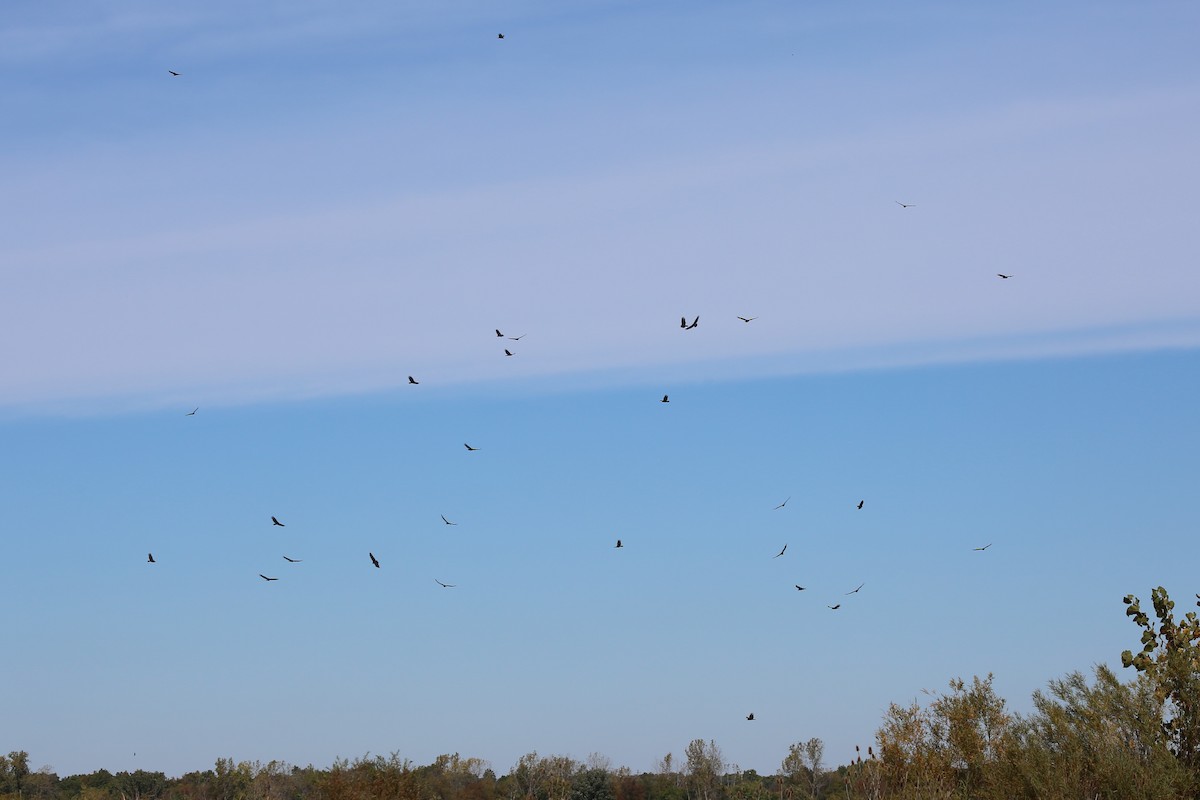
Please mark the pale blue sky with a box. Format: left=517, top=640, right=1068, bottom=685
left=2, top=0, right=1199, bottom=780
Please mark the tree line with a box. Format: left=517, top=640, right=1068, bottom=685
left=5, top=587, right=1198, bottom=800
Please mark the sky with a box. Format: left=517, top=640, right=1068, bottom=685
left=2, top=0, right=1199, bottom=780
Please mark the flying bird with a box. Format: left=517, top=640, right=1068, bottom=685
left=773, top=544, right=787, bottom=558
left=997, top=273, right=1013, bottom=279
left=497, top=33, right=504, bottom=39
left=271, top=516, right=285, bottom=527
left=369, top=552, right=380, bottom=568
left=147, top=553, right=155, bottom=563
left=774, top=496, right=790, bottom=510
left=283, top=556, right=302, bottom=562
left=615, top=539, right=623, bottom=548
left=504, top=349, right=514, bottom=356
left=185, top=407, right=198, bottom=416
left=895, top=201, right=914, bottom=208
left=737, top=316, right=757, bottom=323
left=434, top=579, right=456, bottom=588
left=973, top=543, right=992, bottom=551
left=408, top=376, right=419, bottom=385
left=507, top=334, right=526, bottom=341
left=845, top=583, right=865, bottom=595
left=464, top=443, right=479, bottom=451
left=168, top=70, right=180, bottom=76
left=260, top=574, right=278, bottom=582
left=795, top=585, right=805, bottom=591
left=827, top=604, right=841, bottom=610
left=441, top=515, right=457, bottom=526
left=686, top=316, right=699, bottom=329
left=495, top=329, right=505, bottom=337
left=661, top=394, right=669, bottom=403
left=746, top=713, right=755, bottom=721
left=680, top=317, right=687, bottom=329
left=856, top=500, right=864, bottom=510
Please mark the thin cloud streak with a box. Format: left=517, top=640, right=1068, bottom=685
left=3, top=82, right=1199, bottom=413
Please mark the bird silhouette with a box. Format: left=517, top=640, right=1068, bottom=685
left=271, top=516, right=285, bottom=526
left=973, top=543, right=992, bottom=551
left=661, top=395, right=669, bottom=403
left=746, top=713, right=755, bottom=721
left=737, top=316, right=757, bottom=323
left=441, top=515, right=457, bottom=526
left=507, top=334, right=526, bottom=341
left=497, top=33, right=504, bottom=39
left=773, top=544, right=787, bottom=558
left=369, top=552, right=380, bottom=568
left=827, top=604, right=841, bottom=610
left=260, top=574, right=278, bottom=581
left=147, top=553, right=155, bottom=563
left=997, top=273, right=1013, bottom=279
left=687, top=316, right=699, bottom=329
left=168, top=70, right=180, bottom=76
left=856, top=500, right=864, bottom=510
left=615, top=539, right=623, bottom=548
left=504, top=349, right=514, bottom=356
left=845, top=583, right=865, bottom=595
left=435, top=579, right=456, bottom=588
left=680, top=316, right=687, bottom=329
left=895, top=201, right=914, bottom=208
left=774, top=496, right=790, bottom=510
left=795, top=585, right=805, bottom=591
left=495, top=329, right=505, bottom=337
left=185, top=407, right=198, bottom=416
left=283, top=556, right=302, bottom=563
left=408, top=376, right=419, bottom=385
left=464, top=443, right=479, bottom=451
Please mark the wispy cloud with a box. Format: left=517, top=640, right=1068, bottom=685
left=3, top=3, right=1199, bottom=414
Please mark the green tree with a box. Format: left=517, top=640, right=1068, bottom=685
left=1, top=752, right=31, bottom=796
left=1000, top=665, right=1187, bottom=800
left=780, top=740, right=824, bottom=800
left=1122, top=587, right=1200, bottom=780
left=875, top=675, right=1012, bottom=799
left=570, top=770, right=613, bottom=800
left=683, top=741, right=723, bottom=800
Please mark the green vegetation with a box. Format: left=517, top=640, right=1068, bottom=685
left=6, top=588, right=1199, bottom=800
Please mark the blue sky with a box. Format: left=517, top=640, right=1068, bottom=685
left=2, top=0, right=1199, bottom=780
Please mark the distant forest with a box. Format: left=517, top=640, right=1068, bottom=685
left=6, top=588, right=1199, bottom=800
